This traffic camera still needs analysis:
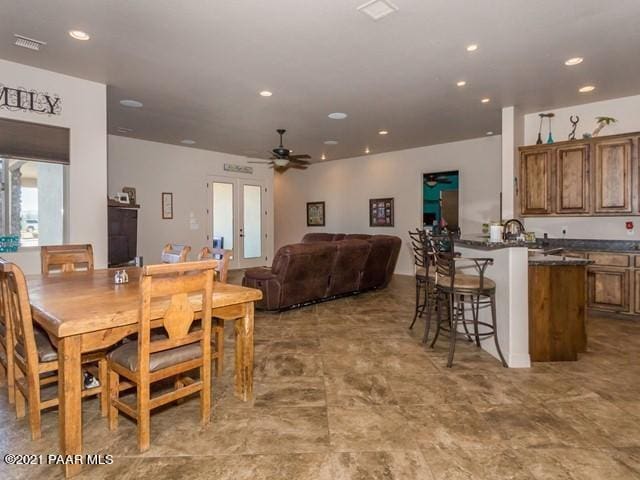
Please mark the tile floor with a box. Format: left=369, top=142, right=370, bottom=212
left=1, top=274, right=639, bottom=479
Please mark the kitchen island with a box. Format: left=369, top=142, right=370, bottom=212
left=454, top=236, right=592, bottom=367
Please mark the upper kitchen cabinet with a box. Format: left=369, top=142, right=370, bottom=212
left=593, top=137, right=633, bottom=213
left=518, top=132, right=639, bottom=217
left=556, top=144, right=590, bottom=214
left=520, top=148, right=553, bottom=215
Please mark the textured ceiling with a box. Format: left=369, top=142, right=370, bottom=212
left=1, top=0, right=639, bottom=161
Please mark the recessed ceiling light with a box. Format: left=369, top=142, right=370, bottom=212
left=357, top=0, right=399, bottom=21
left=116, top=126, right=133, bottom=134
left=456, top=80, right=467, bottom=87
left=321, top=154, right=326, bottom=160
left=481, top=97, right=490, bottom=103
left=378, top=130, right=389, bottom=135
left=565, top=57, right=583, bottom=66
left=365, top=147, right=370, bottom=154
left=259, top=90, right=272, bottom=97
left=466, top=44, right=478, bottom=52
left=324, top=140, right=338, bottom=145
left=69, top=30, right=90, bottom=41
left=579, top=85, right=596, bottom=93
left=486, top=131, right=494, bottom=136
left=119, top=99, right=143, bottom=108
left=328, top=112, right=348, bottom=120
left=181, top=139, right=196, bottom=145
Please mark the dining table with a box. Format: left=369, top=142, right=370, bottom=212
left=26, top=267, right=262, bottom=478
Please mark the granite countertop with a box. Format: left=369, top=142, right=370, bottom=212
left=454, top=235, right=532, bottom=250
left=528, top=255, right=594, bottom=266
left=535, top=238, right=640, bottom=253
left=455, top=235, right=640, bottom=253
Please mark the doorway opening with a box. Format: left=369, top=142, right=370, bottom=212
left=423, top=170, right=459, bottom=232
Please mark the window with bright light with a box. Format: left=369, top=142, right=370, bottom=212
left=0, top=158, right=66, bottom=248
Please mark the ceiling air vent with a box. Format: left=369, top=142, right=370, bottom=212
left=357, top=0, right=399, bottom=20
left=14, top=34, right=46, bottom=51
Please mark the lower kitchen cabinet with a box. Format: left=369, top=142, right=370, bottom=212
left=587, top=268, right=630, bottom=312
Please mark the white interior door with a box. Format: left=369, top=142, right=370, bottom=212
left=208, top=176, right=267, bottom=270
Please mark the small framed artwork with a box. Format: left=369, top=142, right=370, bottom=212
left=306, top=201, right=325, bottom=227
left=369, top=197, right=394, bottom=227
left=162, top=192, right=173, bottom=219
left=122, top=186, right=137, bottom=206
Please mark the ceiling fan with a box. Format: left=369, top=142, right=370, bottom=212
left=248, top=129, right=311, bottom=171
left=424, top=174, right=453, bottom=188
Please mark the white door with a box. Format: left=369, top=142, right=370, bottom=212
left=208, top=176, right=267, bottom=270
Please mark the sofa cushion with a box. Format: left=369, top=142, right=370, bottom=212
left=301, top=233, right=345, bottom=243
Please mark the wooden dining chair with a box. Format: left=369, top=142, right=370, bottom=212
left=161, top=244, right=191, bottom=264
left=198, top=247, right=232, bottom=375
left=41, top=244, right=94, bottom=274
left=0, top=259, right=107, bottom=440
left=107, top=260, right=218, bottom=452
left=197, top=247, right=231, bottom=282
left=0, top=264, right=15, bottom=404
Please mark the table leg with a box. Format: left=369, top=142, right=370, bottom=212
left=234, top=302, right=254, bottom=401
left=58, top=335, right=83, bottom=478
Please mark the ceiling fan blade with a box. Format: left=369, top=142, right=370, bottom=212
left=248, top=160, right=272, bottom=164
left=289, top=154, right=311, bottom=159
left=289, top=158, right=310, bottom=165
left=289, top=164, right=308, bottom=169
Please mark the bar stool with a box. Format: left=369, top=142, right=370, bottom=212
left=429, top=243, right=507, bottom=368
left=408, top=229, right=430, bottom=331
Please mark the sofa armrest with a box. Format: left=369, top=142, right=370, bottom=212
left=243, top=268, right=282, bottom=310
left=244, top=266, right=277, bottom=281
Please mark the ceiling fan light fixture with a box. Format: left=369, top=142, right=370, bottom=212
left=273, top=158, right=289, bottom=167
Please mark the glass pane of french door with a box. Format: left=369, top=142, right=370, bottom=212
left=212, top=181, right=234, bottom=251
left=242, top=184, right=262, bottom=259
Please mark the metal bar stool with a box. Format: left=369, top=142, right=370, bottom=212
left=429, top=245, right=507, bottom=368
left=408, top=229, right=430, bottom=331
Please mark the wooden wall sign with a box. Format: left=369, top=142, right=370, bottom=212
left=224, top=163, right=253, bottom=174
left=0, top=83, right=62, bottom=115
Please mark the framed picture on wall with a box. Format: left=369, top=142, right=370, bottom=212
left=162, top=192, right=173, bottom=219
left=369, top=197, right=394, bottom=227
left=306, top=201, right=325, bottom=226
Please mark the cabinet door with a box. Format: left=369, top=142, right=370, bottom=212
left=594, top=138, right=633, bottom=213
left=587, top=268, right=630, bottom=312
left=556, top=144, right=590, bottom=214
left=635, top=270, right=640, bottom=314
left=520, top=149, right=552, bottom=215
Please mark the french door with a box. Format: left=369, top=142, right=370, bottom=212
left=208, top=176, right=267, bottom=269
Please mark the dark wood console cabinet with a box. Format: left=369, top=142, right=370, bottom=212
left=108, top=205, right=138, bottom=267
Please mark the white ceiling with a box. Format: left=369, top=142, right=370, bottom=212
left=1, top=0, right=640, bottom=161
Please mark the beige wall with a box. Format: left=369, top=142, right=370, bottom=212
left=275, top=136, right=502, bottom=275
left=107, top=135, right=274, bottom=265
left=521, top=94, right=640, bottom=240
left=0, top=59, right=107, bottom=273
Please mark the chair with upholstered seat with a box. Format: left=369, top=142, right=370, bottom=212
left=41, top=244, right=94, bottom=274
left=428, top=238, right=507, bottom=368
left=0, top=259, right=107, bottom=440
left=161, top=244, right=191, bottom=263
left=198, top=247, right=232, bottom=376
left=107, top=260, right=217, bottom=451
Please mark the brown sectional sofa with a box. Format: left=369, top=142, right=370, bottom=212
left=243, top=233, right=401, bottom=310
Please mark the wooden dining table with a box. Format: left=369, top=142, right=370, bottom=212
left=26, top=267, right=262, bottom=478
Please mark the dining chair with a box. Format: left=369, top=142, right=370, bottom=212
left=197, top=247, right=231, bottom=282
left=198, top=247, right=232, bottom=376
left=0, top=264, right=15, bottom=404
left=40, top=244, right=94, bottom=274
left=0, top=259, right=107, bottom=440
left=107, top=260, right=218, bottom=452
left=160, top=244, right=191, bottom=264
